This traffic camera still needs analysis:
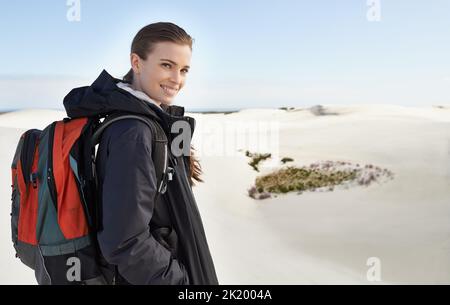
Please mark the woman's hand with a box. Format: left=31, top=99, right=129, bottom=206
left=152, top=226, right=179, bottom=258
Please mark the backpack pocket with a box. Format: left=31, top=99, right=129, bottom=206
left=37, top=240, right=109, bottom=285
left=11, top=129, right=41, bottom=263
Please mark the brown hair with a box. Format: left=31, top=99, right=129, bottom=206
left=124, top=22, right=202, bottom=186
left=123, top=22, right=194, bottom=83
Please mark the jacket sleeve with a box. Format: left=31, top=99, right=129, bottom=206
left=96, top=120, right=189, bottom=285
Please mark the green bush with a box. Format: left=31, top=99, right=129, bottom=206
left=245, top=151, right=272, bottom=172
left=254, top=166, right=357, bottom=194
left=281, top=157, right=294, bottom=164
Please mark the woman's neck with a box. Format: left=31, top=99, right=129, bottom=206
left=130, top=80, right=161, bottom=107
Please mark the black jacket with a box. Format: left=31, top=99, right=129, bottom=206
left=63, top=70, right=219, bottom=285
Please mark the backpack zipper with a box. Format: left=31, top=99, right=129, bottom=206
left=47, top=122, right=58, bottom=211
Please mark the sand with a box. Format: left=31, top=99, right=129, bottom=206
left=1, top=104, right=449, bottom=284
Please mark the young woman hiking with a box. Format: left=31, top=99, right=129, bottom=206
left=63, top=22, right=219, bottom=285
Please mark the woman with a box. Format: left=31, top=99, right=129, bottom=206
left=63, top=22, right=218, bottom=285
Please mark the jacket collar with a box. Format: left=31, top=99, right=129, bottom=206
left=63, top=69, right=195, bottom=137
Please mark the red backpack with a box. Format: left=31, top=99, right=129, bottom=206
left=10, top=112, right=171, bottom=284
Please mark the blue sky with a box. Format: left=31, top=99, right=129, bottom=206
left=0, top=0, right=449, bottom=111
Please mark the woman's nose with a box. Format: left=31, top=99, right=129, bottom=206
left=170, top=70, right=181, bottom=84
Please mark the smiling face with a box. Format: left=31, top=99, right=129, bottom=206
left=130, top=41, right=192, bottom=106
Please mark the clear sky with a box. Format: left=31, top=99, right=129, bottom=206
left=0, top=0, right=449, bottom=111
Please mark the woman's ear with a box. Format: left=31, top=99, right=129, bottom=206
left=130, top=53, right=141, bottom=74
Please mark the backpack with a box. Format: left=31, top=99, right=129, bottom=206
left=10, top=111, right=173, bottom=285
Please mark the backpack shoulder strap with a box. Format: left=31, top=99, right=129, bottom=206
left=91, top=114, right=160, bottom=146
left=92, top=113, right=171, bottom=195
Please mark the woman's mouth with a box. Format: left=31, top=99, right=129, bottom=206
left=160, top=85, right=178, bottom=96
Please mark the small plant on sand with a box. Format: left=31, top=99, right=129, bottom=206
left=254, top=166, right=357, bottom=195
left=281, top=157, right=294, bottom=164
left=248, top=186, right=272, bottom=200
left=279, top=107, right=296, bottom=111
left=248, top=160, right=394, bottom=200
left=245, top=150, right=272, bottom=172
left=309, top=105, right=338, bottom=116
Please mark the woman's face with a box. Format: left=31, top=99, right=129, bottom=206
left=131, top=41, right=192, bottom=106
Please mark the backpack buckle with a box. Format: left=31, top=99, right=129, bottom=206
left=30, top=172, right=38, bottom=189
left=158, top=167, right=175, bottom=194
left=167, top=167, right=174, bottom=181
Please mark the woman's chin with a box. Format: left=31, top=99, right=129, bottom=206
left=161, top=96, right=175, bottom=105
left=159, top=99, right=173, bottom=107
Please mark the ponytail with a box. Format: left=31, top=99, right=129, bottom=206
left=122, top=68, right=134, bottom=83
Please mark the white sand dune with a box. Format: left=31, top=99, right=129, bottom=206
left=1, top=105, right=449, bottom=284
left=0, top=109, right=66, bottom=130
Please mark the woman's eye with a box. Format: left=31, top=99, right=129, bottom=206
left=162, top=63, right=188, bottom=74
